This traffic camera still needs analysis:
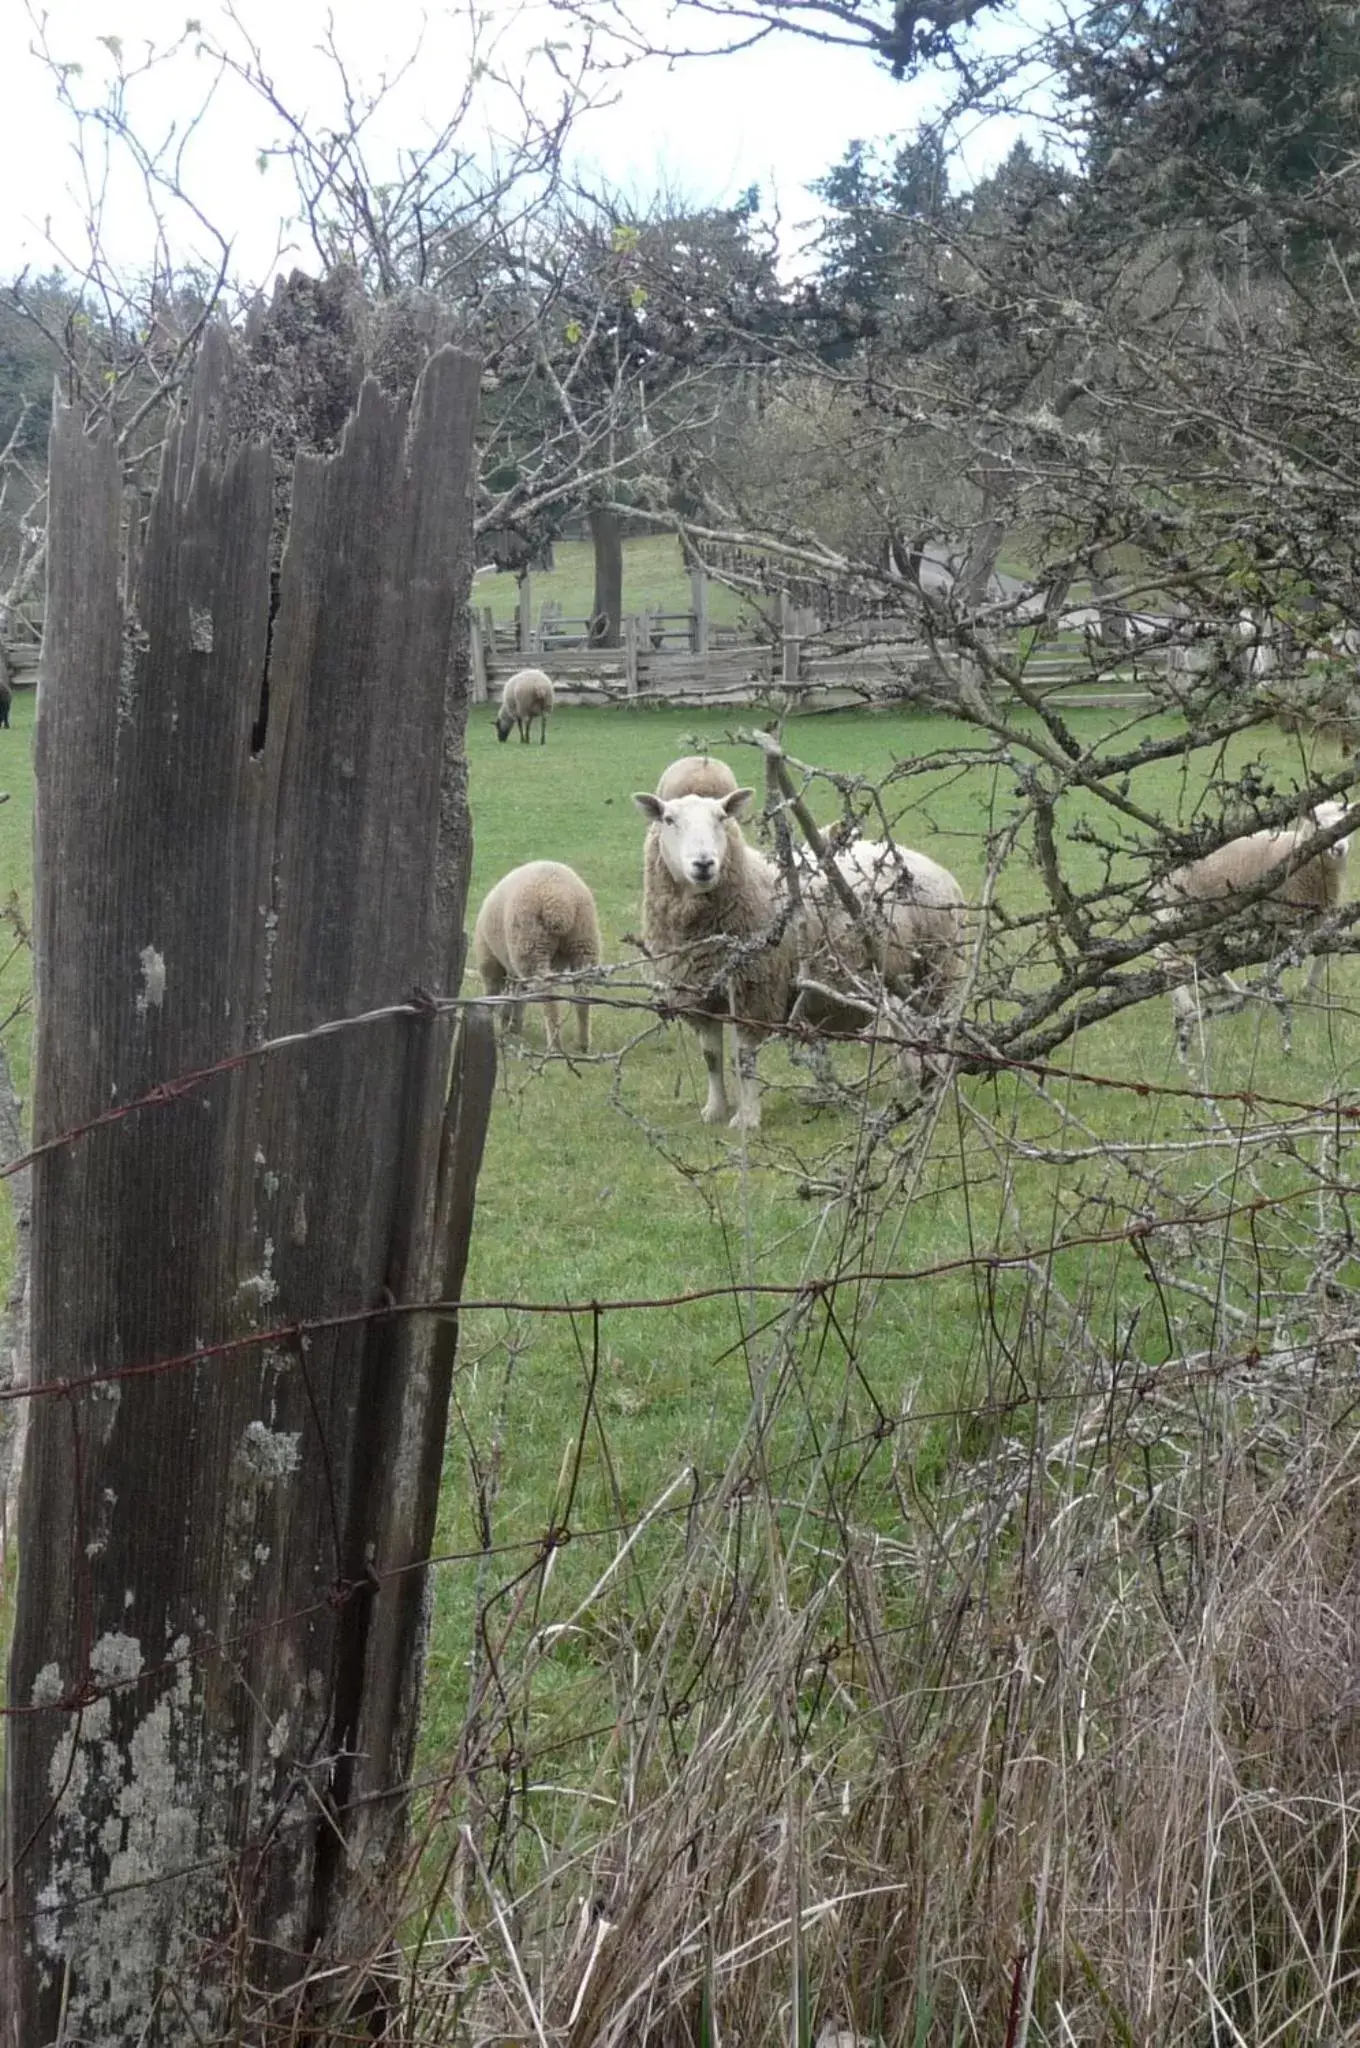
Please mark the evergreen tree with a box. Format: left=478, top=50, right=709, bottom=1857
left=1066, top=0, right=1360, bottom=227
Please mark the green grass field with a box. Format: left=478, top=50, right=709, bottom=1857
left=426, top=697, right=1360, bottom=1741
left=1, top=692, right=1353, bottom=1647
left=3, top=690, right=1353, bottom=1681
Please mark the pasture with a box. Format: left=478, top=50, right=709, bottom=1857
left=4, top=686, right=1360, bottom=2038
left=424, top=702, right=1360, bottom=2039
left=438, top=716, right=1360, bottom=1633
left=475, top=532, right=760, bottom=632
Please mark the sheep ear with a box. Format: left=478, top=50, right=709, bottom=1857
left=723, top=788, right=756, bottom=818
left=634, top=793, right=665, bottom=820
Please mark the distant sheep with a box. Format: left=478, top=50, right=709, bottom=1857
left=473, top=860, right=601, bottom=1053
left=634, top=792, right=966, bottom=1128
left=655, top=755, right=740, bottom=802
left=1155, top=800, right=1351, bottom=1055
left=495, top=667, right=555, bottom=745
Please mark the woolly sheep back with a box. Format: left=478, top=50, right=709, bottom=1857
left=1159, top=806, right=1349, bottom=916
left=1155, top=802, right=1351, bottom=1055
left=473, top=859, right=601, bottom=1051
left=799, top=840, right=968, bottom=1029
left=655, top=755, right=740, bottom=802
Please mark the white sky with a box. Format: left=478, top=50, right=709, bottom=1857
left=0, top=0, right=1039, bottom=286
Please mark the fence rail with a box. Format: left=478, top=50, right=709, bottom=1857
left=7, top=579, right=1192, bottom=711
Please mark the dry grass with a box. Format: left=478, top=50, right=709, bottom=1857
left=376, top=1056, right=1360, bottom=2047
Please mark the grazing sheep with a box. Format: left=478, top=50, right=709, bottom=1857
left=495, top=667, right=555, bottom=745
left=655, top=754, right=740, bottom=802
left=634, top=793, right=966, bottom=1128
left=473, top=860, right=600, bottom=1053
left=1155, top=800, right=1351, bottom=1056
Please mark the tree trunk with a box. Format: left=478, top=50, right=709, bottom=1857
left=2, top=321, right=492, bottom=2039
left=589, top=503, right=624, bottom=647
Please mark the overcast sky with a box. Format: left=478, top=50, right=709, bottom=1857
left=0, top=0, right=1037, bottom=285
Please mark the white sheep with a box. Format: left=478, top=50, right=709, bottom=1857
left=795, top=838, right=967, bottom=1020
left=634, top=788, right=792, bottom=1128
left=655, top=755, right=740, bottom=802
left=473, top=860, right=601, bottom=1052
left=633, top=793, right=966, bottom=1128
left=495, top=667, right=555, bottom=745
left=1155, top=799, right=1351, bottom=1055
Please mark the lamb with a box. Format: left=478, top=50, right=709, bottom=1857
left=472, top=860, right=601, bottom=1053
left=655, top=754, right=740, bottom=802
left=634, top=791, right=966, bottom=1129
left=495, top=667, right=555, bottom=745
left=1154, top=799, right=1351, bottom=1056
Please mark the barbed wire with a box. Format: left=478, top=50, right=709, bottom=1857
left=1, top=1303, right=1349, bottom=1732
left=5, top=976, right=1359, bottom=1190
left=0, top=1157, right=1347, bottom=1418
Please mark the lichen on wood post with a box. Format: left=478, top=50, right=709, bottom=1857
left=2, top=291, right=490, bottom=2040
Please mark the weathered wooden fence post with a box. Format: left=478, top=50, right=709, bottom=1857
left=690, top=562, right=709, bottom=654
left=517, top=569, right=534, bottom=655
left=470, top=608, right=489, bottom=703
left=624, top=613, right=641, bottom=699
left=2, top=318, right=493, bottom=2039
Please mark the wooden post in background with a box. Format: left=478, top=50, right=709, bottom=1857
left=690, top=562, right=709, bottom=655
left=3, top=312, right=493, bottom=2039
left=779, top=591, right=802, bottom=683
left=625, top=613, right=640, bottom=698
left=517, top=569, right=534, bottom=656
left=470, top=609, right=488, bottom=702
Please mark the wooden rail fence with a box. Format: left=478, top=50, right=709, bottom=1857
left=8, top=570, right=1213, bottom=715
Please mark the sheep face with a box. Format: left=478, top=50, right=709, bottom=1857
left=1311, top=798, right=1351, bottom=861
left=494, top=710, right=513, bottom=742
left=633, top=788, right=754, bottom=892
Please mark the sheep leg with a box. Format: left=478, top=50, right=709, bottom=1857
left=730, top=1031, right=762, bottom=1131
left=1264, top=973, right=1293, bottom=1055
left=1170, top=982, right=1200, bottom=1066
left=790, top=1034, right=836, bottom=1092
left=479, top=960, right=518, bottom=1041
left=694, top=1018, right=731, bottom=1124
left=514, top=949, right=562, bottom=1050
left=539, top=714, right=547, bottom=744
left=519, top=718, right=530, bottom=744
left=574, top=999, right=591, bottom=1053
